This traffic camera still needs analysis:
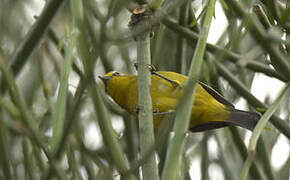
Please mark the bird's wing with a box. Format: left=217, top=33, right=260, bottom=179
left=199, top=82, right=235, bottom=108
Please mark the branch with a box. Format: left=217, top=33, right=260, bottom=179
left=161, top=0, right=215, bottom=179
left=130, top=7, right=160, bottom=180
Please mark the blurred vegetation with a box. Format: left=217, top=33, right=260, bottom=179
left=0, top=0, right=289, bottom=179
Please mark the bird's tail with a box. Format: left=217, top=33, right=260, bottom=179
left=227, top=109, right=261, bottom=131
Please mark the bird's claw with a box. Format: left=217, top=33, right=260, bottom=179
left=146, top=64, right=157, bottom=73
left=134, top=63, right=180, bottom=87
left=134, top=63, right=157, bottom=73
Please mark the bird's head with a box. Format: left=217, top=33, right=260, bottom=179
left=98, top=71, right=124, bottom=93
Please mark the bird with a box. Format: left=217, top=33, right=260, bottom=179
left=99, top=70, right=260, bottom=132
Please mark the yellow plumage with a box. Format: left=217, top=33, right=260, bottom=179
left=100, top=71, right=260, bottom=132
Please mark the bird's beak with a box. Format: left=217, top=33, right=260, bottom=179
left=98, top=75, right=111, bottom=82
left=98, top=76, right=111, bottom=93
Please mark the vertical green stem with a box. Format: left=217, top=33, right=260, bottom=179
left=239, top=153, right=254, bottom=180
left=201, top=133, right=209, bottom=180
left=176, top=2, right=189, bottom=73
left=161, top=0, right=215, bottom=179
left=136, top=27, right=159, bottom=180
left=51, top=32, right=76, bottom=155
left=22, top=138, right=36, bottom=180
left=0, top=93, right=12, bottom=180
left=229, top=127, right=264, bottom=180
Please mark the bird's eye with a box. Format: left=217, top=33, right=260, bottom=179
left=112, top=71, right=121, bottom=76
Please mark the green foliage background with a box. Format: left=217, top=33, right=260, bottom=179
left=0, top=0, right=289, bottom=179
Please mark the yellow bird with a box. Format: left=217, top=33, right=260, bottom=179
left=99, top=71, right=260, bottom=132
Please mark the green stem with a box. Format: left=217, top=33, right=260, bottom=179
left=229, top=127, right=264, bottom=180
left=253, top=4, right=271, bottom=29
left=176, top=2, right=189, bottom=73
left=54, top=81, right=86, bottom=158
left=67, top=146, right=83, bottom=180
left=51, top=31, right=76, bottom=155
left=0, top=96, right=12, bottom=180
left=239, top=153, right=254, bottom=180
left=257, top=136, right=277, bottom=180
left=239, top=84, right=289, bottom=180
left=136, top=32, right=160, bottom=179
left=32, top=145, right=46, bottom=172
left=152, top=25, right=166, bottom=67
left=201, top=133, right=209, bottom=180
left=47, top=28, right=84, bottom=79
left=249, top=84, right=289, bottom=152
left=263, top=0, right=281, bottom=21
left=46, top=28, right=87, bottom=159
left=214, top=134, right=235, bottom=180
left=22, top=138, right=36, bottom=180
left=0, top=0, right=66, bottom=93
left=161, top=0, right=215, bottom=179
